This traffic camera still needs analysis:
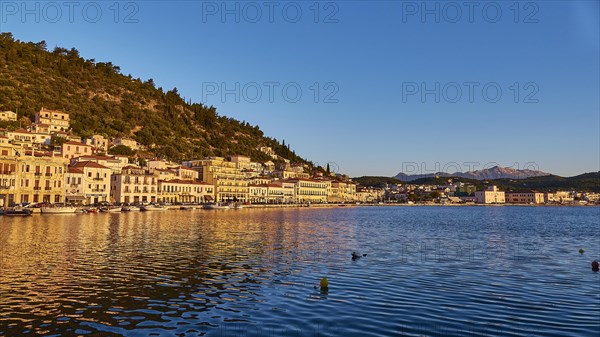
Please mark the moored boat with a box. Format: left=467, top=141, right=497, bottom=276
left=100, top=206, right=122, bottom=213
left=203, top=203, right=230, bottom=210
left=3, top=208, right=33, bottom=216
left=121, top=205, right=141, bottom=211
left=41, top=206, right=78, bottom=214
left=141, top=204, right=168, bottom=211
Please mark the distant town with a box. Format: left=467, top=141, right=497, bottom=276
left=0, top=108, right=598, bottom=209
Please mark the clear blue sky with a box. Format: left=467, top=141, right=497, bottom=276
left=2, top=1, right=599, bottom=177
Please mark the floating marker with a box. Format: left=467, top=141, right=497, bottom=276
left=579, top=248, right=585, bottom=255
left=320, top=277, right=329, bottom=290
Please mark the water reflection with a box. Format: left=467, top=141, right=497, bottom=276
left=0, top=207, right=599, bottom=336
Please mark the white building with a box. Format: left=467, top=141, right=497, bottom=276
left=475, top=186, right=505, bottom=204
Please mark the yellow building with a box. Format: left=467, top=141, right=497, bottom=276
left=356, top=186, right=384, bottom=203
left=157, top=179, right=214, bottom=204
left=6, top=129, right=51, bottom=145
left=186, top=157, right=248, bottom=202
left=111, top=137, right=140, bottom=150
left=329, top=181, right=357, bottom=202
left=0, top=110, right=17, bottom=121
left=61, top=141, right=93, bottom=159
left=248, top=184, right=269, bottom=203
left=505, top=191, right=545, bottom=204
left=288, top=178, right=329, bottom=203
left=16, top=152, right=68, bottom=204
left=475, top=186, right=505, bottom=204
left=35, top=107, right=70, bottom=132
left=84, top=135, right=109, bottom=152
left=0, top=143, right=18, bottom=207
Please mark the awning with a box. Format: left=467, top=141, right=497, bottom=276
left=66, top=196, right=86, bottom=200
left=204, top=195, right=214, bottom=201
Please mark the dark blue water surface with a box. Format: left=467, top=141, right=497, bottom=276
left=1, top=206, right=599, bottom=336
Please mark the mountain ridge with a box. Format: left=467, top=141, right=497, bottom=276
left=394, top=165, right=550, bottom=181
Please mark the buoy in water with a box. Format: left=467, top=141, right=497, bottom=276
left=320, top=277, right=329, bottom=290
left=592, top=260, right=599, bottom=272
left=579, top=248, right=585, bottom=255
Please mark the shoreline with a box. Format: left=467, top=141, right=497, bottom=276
left=7, top=202, right=597, bottom=215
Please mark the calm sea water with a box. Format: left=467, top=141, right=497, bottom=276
left=0, top=206, right=599, bottom=337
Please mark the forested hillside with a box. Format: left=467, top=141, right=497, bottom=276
left=0, top=33, right=312, bottom=166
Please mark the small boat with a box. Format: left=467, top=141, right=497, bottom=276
left=141, top=204, right=168, bottom=211
left=231, top=203, right=243, bottom=210
left=121, top=205, right=141, bottom=212
left=41, top=206, right=78, bottom=214
left=203, top=203, right=230, bottom=210
left=180, top=206, right=196, bottom=210
left=4, top=208, right=33, bottom=216
left=100, top=206, right=121, bottom=213
left=86, top=207, right=99, bottom=213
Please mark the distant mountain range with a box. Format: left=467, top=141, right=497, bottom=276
left=353, top=171, right=600, bottom=192
left=394, top=166, right=550, bottom=182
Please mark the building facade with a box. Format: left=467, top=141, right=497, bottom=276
left=157, top=179, right=213, bottom=204
left=505, top=191, right=545, bottom=204
left=35, top=107, right=70, bottom=132
left=475, top=186, right=505, bottom=204
left=110, top=166, right=158, bottom=204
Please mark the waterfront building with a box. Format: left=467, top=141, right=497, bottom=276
left=287, top=178, right=329, bottom=203
left=356, top=186, right=384, bottom=203
left=248, top=184, right=268, bottom=204
left=545, top=191, right=574, bottom=204
left=474, top=186, right=505, bottom=204
left=110, top=166, right=158, bottom=204
left=0, top=143, right=18, bottom=207
left=16, top=152, right=68, bottom=204
left=329, top=180, right=357, bottom=202
left=505, top=191, right=545, bottom=204
left=184, top=157, right=248, bottom=202
left=65, top=161, right=112, bottom=204
left=157, top=179, right=214, bottom=204
left=35, top=107, right=70, bottom=132
left=65, top=166, right=84, bottom=204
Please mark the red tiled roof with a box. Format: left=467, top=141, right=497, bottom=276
left=72, top=161, right=110, bottom=170
left=68, top=167, right=84, bottom=174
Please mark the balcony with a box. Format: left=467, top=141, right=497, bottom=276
left=91, top=189, right=105, bottom=193
left=93, top=177, right=103, bottom=181
left=45, top=173, right=52, bottom=177
left=34, top=172, right=42, bottom=176
left=33, top=187, right=41, bottom=191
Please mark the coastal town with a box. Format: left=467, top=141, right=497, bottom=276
left=0, top=108, right=598, bottom=211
